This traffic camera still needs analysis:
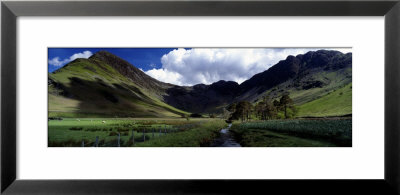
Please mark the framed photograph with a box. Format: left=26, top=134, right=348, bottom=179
left=47, top=47, right=352, bottom=148
left=2, top=0, right=400, bottom=194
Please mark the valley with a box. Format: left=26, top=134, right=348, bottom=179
left=48, top=49, right=352, bottom=147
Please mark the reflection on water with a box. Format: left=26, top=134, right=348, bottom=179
left=211, top=124, right=241, bottom=147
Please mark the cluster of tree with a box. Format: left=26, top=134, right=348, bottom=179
left=227, top=94, right=296, bottom=122
left=227, top=101, right=252, bottom=122
left=190, top=113, right=202, bottom=118
left=188, top=113, right=216, bottom=118
left=254, top=96, right=277, bottom=120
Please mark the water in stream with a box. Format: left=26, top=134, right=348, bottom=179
left=211, top=124, right=241, bottom=147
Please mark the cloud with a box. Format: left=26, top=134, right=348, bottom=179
left=145, top=68, right=184, bottom=86
left=48, top=50, right=93, bottom=66
left=144, top=48, right=350, bottom=86
left=48, top=57, right=65, bottom=66
left=333, top=48, right=352, bottom=54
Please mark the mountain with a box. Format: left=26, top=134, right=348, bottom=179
left=164, top=80, right=240, bottom=113
left=48, top=50, right=352, bottom=118
left=88, top=51, right=172, bottom=99
left=48, top=51, right=187, bottom=118
left=237, top=50, right=352, bottom=105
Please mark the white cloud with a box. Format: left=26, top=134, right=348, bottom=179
left=48, top=50, right=93, bottom=66
left=144, top=48, right=350, bottom=86
left=333, top=48, right=352, bottom=54
left=48, top=57, right=64, bottom=66
left=145, top=68, right=184, bottom=85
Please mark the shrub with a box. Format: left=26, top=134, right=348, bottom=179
left=69, top=127, right=83, bottom=131
left=190, top=113, right=202, bottom=118
left=85, top=127, right=103, bottom=132
left=109, top=131, right=119, bottom=136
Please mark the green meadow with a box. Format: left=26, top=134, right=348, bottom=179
left=230, top=119, right=351, bottom=147
left=48, top=118, right=226, bottom=147
left=297, top=83, right=352, bottom=117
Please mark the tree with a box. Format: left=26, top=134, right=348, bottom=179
left=233, top=101, right=252, bottom=122
left=273, top=99, right=281, bottom=113
left=222, top=108, right=231, bottom=119
left=279, top=93, right=293, bottom=119
left=244, top=101, right=253, bottom=121
left=227, top=103, right=238, bottom=121
left=255, top=96, right=277, bottom=120
left=254, top=102, right=264, bottom=119
left=264, top=101, right=277, bottom=120
left=227, top=103, right=237, bottom=113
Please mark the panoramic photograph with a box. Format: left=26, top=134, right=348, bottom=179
left=48, top=48, right=352, bottom=147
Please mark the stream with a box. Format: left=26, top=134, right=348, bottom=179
left=211, top=124, right=241, bottom=147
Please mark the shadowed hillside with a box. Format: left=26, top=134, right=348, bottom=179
left=237, top=50, right=352, bottom=105
left=49, top=53, right=188, bottom=118
left=49, top=50, right=352, bottom=117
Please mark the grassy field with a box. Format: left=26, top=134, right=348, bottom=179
left=48, top=118, right=226, bottom=147
left=297, top=83, right=352, bottom=117
left=230, top=119, right=351, bottom=147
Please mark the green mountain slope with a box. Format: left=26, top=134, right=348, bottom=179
left=48, top=50, right=352, bottom=118
left=49, top=56, right=189, bottom=118
left=254, top=67, right=352, bottom=105
left=297, top=83, right=352, bottom=117
left=238, top=50, right=352, bottom=102
left=235, top=50, right=352, bottom=118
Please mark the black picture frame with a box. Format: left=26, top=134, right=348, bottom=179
left=2, top=0, right=399, bottom=194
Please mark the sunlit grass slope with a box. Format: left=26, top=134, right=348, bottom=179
left=297, top=83, right=352, bottom=117
left=49, top=58, right=189, bottom=118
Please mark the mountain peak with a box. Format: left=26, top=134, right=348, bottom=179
left=89, top=50, right=172, bottom=93
left=90, top=50, right=120, bottom=61
left=239, top=49, right=352, bottom=97
left=89, top=50, right=140, bottom=73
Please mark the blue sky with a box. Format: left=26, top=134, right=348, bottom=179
left=48, top=48, right=351, bottom=86
left=48, top=48, right=176, bottom=73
